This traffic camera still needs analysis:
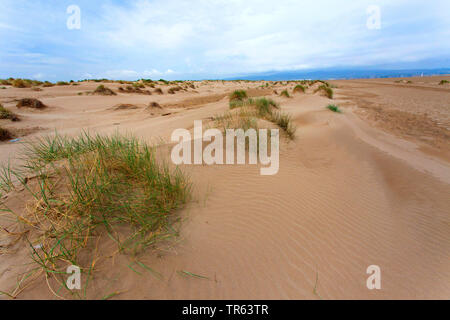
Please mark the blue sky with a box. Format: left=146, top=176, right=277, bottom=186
left=1, top=0, right=449, bottom=81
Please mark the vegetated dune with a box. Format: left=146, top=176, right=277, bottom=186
left=0, top=76, right=449, bottom=299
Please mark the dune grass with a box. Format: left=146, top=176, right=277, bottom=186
left=326, top=104, right=341, bottom=113
left=224, top=96, right=294, bottom=139
left=270, top=111, right=296, bottom=139
left=315, top=85, right=333, bottom=99
left=0, top=133, right=190, bottom=298
left=280, top=90, right=290, bottom=98
left=0, top=104, right=19, bottom=121
left=439, top=80, right=449, bottom=85
left=0, top=127, right=12, bottom=141
left=229, top=90, right=248, bottom=101
left=293, top=85, right=306, bottom=93
left=93, top=85, right=116, bottom=96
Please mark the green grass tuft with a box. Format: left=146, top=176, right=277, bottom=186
left=280, top=90, right=290, bottom=98
left=0, top=133, right=191, bottom=298
left=229, top=90, right=248, bottom=101
left=326, top=104, right=341, bottom=113
left=293, top=85, right=306, bottom=93
left=316, top=85, right=333, bottom=99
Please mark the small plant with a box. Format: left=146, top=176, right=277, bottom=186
left=16, top=98, right=47, bottom=109
left=0, top=104, right=20, bottom=121
left=280, top=90, right=290, bottom=98
left=293, top=85, right=306, bottom=93
left=168, top=86, right=182, bottom=94
left=327, top=104, right=341, bottom=113
left=0, top=127, right=12, bottom=141
left=316, top=85, right=333, bottom=99
left=254, top=98, right=279, bottom=116
left=12, top=79, right=30, bottom=88
left=229, top=90, right=248, bottom=101
left=439, top=80, right=449, bottom=85
left=154, top=88, right=164, bottom=95
left=93, top=85, right=116, bottom=96
left=43, top=81, right=54, bottom=87
left=269, top=111, right=296, bottom=139
left=57, top=81, right=69, bottom=86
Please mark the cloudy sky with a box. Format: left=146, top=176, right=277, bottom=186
left=1, top=0, right=449, bottom=80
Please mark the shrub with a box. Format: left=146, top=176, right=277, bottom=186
left=57, top=81, right=69, bottom=86
left=154, top=88, right=164, bottom=95
left=439, top=80, right=449, bottom=85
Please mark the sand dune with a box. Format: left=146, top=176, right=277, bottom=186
left=0, top=77, right=449, bottom=299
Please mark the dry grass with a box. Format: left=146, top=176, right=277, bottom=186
left=315, top=85, right=333, bottom=99
left=0, top=104, right=20, bottom=121
left=16, top=98, right=47, bottom=109
left=93, top=85, right=116, bottom=96
left=0, top=127, right=12, bottom=141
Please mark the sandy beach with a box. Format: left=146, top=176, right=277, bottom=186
left=0, top=76, right=449, bottom=299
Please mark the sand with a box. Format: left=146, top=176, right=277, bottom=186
left=0, top=76, right=449, bottom=299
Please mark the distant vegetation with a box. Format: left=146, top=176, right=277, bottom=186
left=439, top=80, right=449, bottom=85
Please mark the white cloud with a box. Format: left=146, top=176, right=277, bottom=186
left=1, top=0, right=449, bottom=79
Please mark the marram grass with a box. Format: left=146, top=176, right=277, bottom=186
left=0, top=132, right=190, bottom=299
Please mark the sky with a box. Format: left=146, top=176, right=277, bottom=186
left=0, top=0, right=449, bottom=81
